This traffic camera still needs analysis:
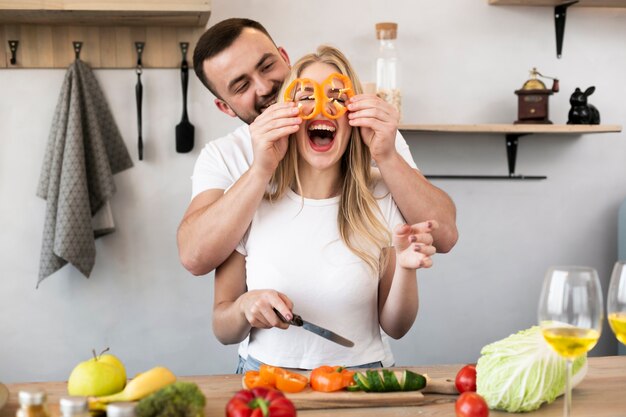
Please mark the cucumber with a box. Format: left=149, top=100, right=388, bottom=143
left=345, top=384, right=362, bottom=392
left=382, top=370, right=401, bottom=391
left=352, top=369, right=426, bottom=392
left=366, top=370, right=385, bottom=392
left=354, top=372, right=371, bottom=391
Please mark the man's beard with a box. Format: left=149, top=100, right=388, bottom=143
left=233, top=83, right=281, bottom=125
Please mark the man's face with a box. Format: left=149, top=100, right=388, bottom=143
left=203, top=28, right=291, bottom=124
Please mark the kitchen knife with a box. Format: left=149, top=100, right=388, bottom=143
left=273, top=308, right=354, bottom=348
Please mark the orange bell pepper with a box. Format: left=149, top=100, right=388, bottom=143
left=243, top=370, right=274, bottom=389
left=310, top=365, right=356, bottom=392
left=276, top=371, right=308, bottom=393
left=283, top=73, right=354, bottom=120
left=259, top=364, right=286, bottom=385
left=246, top=365, right=309, bottom=394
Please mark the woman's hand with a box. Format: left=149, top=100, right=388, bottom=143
left=238, top=290, right=294, bottom=330
left=347, top=94, right=399, bottom=163
left=393, top=221, right=438, bottom=269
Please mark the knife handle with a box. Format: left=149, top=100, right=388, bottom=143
left=272, top=308, right=303, bottom=326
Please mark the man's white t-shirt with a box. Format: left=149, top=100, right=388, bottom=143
left=191, top=123, right=418, bottom=367
left=236, top=183, right=405, bottom=369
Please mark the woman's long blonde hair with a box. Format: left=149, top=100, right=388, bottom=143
left=266, top=45, right=390, bottom=276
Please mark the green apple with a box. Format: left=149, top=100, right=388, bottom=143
left=67, top=349, right=126, bottom=397
left=98, top=353, right=127, bottom=382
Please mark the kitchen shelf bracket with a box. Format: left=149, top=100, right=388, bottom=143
left=555, top=0, right=579, bottom=58
left=425, top=133, right=547, bottom=180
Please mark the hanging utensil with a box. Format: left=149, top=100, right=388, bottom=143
left=135, top=42, right=144, bottom=160
left=176, top=42, right=194, bottom=153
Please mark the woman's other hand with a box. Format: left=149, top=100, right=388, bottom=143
left=393, top=221, right=438, bottom=269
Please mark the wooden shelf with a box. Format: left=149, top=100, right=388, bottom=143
left=0, top=1, right=211, bottom=26
left=488, top=0, right=626, bottom=57
left=399, top=124, right=622, bottom=180
left=399, top=124, right=622, bottom=134
left=0, top=0, right=211, bottom=68
left=489, top=0, right=626, bottom=7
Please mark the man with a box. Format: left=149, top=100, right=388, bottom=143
left=178, top=18, right=458, bottom=277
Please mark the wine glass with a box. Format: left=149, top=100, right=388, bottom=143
left=607, top=261, right=626, bottom=346
left=538, top=266, right=603, bottom=417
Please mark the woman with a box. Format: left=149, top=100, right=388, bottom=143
left=213, top=45, right=436, bottom=372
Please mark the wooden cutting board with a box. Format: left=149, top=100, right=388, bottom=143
left=242, top=371, right=457, bottom=410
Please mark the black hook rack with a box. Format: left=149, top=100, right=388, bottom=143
left=73, top=41, right=83, bottom=60
left=8, top=40, right=18, bottom=65
left=424, top=133, right=546, bottom=181
left=179, top=42, right=189, bottom=59
left=135, top=41, right=144, bottom=71
left=555, top=0, right=579, bottom=59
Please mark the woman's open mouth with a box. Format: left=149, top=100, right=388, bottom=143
left=307, top=120, right=336, bottom=152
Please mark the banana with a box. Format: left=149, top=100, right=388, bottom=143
left=89, top=366, right=176, bottom=408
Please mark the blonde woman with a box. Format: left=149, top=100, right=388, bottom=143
left=213, top=45, right=437, bottom=372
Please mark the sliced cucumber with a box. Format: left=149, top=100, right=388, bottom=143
left=352, top=369, right=426, bottom=392
left=382, top=369, right=402, bottom=391
left=401, top=370, right=426, bottom=391
left=345, top=384, right=362, bottom=392
left=354, top=372, right=371, bottom=391
left=366, top=370, right=385, bottom=392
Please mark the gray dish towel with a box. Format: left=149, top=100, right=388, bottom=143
left=37, top=59, right=133, bottom=287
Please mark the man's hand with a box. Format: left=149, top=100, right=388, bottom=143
left=347, top=94, right=400, bottom=163
left=249, top=102, right=302, bottom=176
left=238, top=289, right=294, bottom=330
left=393, top=221, right=438, bottom=269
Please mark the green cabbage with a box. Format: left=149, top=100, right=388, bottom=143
left=476, top=326, right=587, bottom=412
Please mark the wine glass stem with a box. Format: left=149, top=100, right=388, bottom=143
left=564, top=358, right=573, bottom=417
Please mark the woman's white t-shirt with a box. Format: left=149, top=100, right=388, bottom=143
left=236, top=182, right=405, bottom=369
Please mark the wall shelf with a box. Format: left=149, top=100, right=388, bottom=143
left=0, top=0, right=211, bottom=68
left=399, top=124, right=622, bottom=180
left=488, top=0, right=626, bottom=58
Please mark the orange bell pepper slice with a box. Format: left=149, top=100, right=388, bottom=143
left=283, top=73, right=354, bottom=120
left=276, top=371, right=308, bottom=393
left=320, top=73, right=354, bottom=120
left=243, top=370, right=274, bottom=389
left=310, top=365, right=356, bottom=392
left=259, top=364, right=287, bottom=385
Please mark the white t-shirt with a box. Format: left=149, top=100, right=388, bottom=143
left=236, top=182, right=405, bottom=369
left=191, top=124, right=417, bottom=199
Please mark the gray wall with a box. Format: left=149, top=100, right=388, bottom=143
left=1, top=1, right=625, bottom=383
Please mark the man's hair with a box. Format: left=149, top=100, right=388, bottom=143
left=193, top=18, right=276, bottom=97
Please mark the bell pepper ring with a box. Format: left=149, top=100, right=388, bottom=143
left=283, top=72, right=354, bottom=120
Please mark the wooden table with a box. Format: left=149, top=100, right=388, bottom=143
left=2, top=356, right=624, bottom=417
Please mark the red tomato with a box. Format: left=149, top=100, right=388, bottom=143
left=455, top=364, right=477, bottom=393
left=455, top=392, right=489, bottom=417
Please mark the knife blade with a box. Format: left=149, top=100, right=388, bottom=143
left=273, top=308, right=354, bottom=348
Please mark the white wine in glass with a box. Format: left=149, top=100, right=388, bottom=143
left=608, top=261, right=626, bottom=345
left=538, top=266, right=603, bottom=417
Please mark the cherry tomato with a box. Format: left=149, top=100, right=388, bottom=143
left=455, top=392, right=489, bottom=417
left=455, top=364, right=477, bottom=393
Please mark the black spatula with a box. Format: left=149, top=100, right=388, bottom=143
left=176, top=42, right=194, bottom=153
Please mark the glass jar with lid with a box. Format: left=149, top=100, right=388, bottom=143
left=107, top=402, right=137, bottom=417
left=59, top=396, right=89, bottom=417
left=375, top=22, right=401, bottom=118
left=16, top=390, right=49, bottom=417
